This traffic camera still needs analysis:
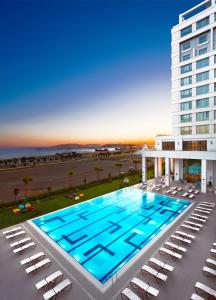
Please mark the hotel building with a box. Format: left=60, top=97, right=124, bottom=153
left=142, top=0, right=216, bottom=193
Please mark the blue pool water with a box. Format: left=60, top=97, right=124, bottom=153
left=32, top=188, right=190, bottom=284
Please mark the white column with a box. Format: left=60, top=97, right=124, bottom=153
left=201, top=159, right=207, bottom=193
left=158, top=157, right=163, bottom=177
left=165, top=157, right=170, bottom=186
left=154, top=157, right=158, bottom=178
left=142, top=155, right=147, bottom=183
left=174, top=159, right=180, bottom=181
left=207, top=160, right=213, bottom=186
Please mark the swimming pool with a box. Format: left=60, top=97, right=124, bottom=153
left=32, top=188, right=190, bottom=284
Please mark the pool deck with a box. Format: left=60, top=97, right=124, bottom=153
left=0, top=188, right=215, bottom=300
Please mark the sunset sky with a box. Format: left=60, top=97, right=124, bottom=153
left=0, top=0, right=199, bottom=147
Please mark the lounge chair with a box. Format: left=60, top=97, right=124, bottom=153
left=210, top=249, right=216, bottom=256
left=25, top=258, right=51, bottom=274
left=190, top=293, right=205, bottom=300
left=195, top=282, right=216, bottom=298
left=43, top=279, right=72, bottom=300
left=184, top=221, right=203, bottom=228
left=188, top=189, right=193, bottom=193
left=194, top=190, right=199, bottom=194
left=191, top=213, right=208, bottom=220
left=13, top=242, right=36, bottom=254
left=130, top=277, right=159, bottom=297
left=148, top=257, right=174, bottom=272
left=177, top=187, right=182, bottom=191
left=200, top=202, right=215, bottom=207
left=202, top=266, right=216, bottom=277
left=155, top=187, right=161, bottom=191
left=182, top=193, right=188, bottom=197
left=141, top=265, right=167, bottom=282
left=3, top=226, right=22, bottom=235
left=189, top=216, right=206, bottom=223
left=199, top=203, right=215, bottom=208
left=181, top=224, right=200, bottom=232
left=35, top=270, right=63, bottom=290
left=197, top=206, right=212, bottom=211
left=20, top=252, right=45, bottom=266
left=206, top=258, right=216, bottom=268
left=121, top=288, right=141, bottom=300
left=10, top=237, right=32, bottom=248
left=6, top=230, right=26, bottom=240
left=164, top=241, right=187, bottom=253
left=213, top=243, right=216, bottom=248
left=175, top=230, right=195, bottom=240
left=194, top=208, right=210, bottom=214
left=171, top=191, right=177, bottom=195
left=166, top=190, right=171, bottom=194
left=188, top=194, right=194, bottom=199
left=171, top=234, right=191, bottom=245
left=159, top=247, right=182, bottom=260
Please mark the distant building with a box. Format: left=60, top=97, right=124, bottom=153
left=142, top=0, right=216, bottom=193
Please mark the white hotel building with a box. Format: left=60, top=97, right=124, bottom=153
left=142, top=0, right=216, bottom=193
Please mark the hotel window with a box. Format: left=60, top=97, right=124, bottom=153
left=181, top=88, right=192, bottom=98
left=215, top=124, right=216, bottom=133
left=180, top=126, right=192, bottom=135
left=196, top=84, right=209, bottom=95
left=183, top=140, right=207, bottom=151
left=182, top=41, right=191, bottom=51
left=196, top=57, right=209, bottom=69
left=181, top=114, right=192, bottom=123
left=196, top=124, right=209, bottom=134
left=196, top=111, right=209, bottom=121
left=181, top=101, right=192, bottom=111
left=198, top=48, right=207, bottom=56
left=214, top=110, right=216, bottom=119
left=215, top=83, right=216, bottom=92
left=181, top=25, right=192, bottom=37
left=196, top=98, right=209, bottom=108
left=215, top=69, right=216, bottom=77
left=196, top=17, right=209, bottom=30
left=181, top=63, right=192, bottom=74
left=162, top=142, right=175, bottom=151
left=182, top=54, right=191, bottom=61
left=181, top=76, right=192, bottom=86
left=198, top=34, right=208, bottom=45
left=215, top=97, right=216, bottom=106
left=196, top=71, right=209, bottom=82
left=215, top=55, right=216, bottom=63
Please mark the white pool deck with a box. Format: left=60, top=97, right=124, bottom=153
left=0, top=189, right=215, bottom=300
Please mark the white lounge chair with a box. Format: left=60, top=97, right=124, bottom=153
left=195, top=282, right=216, bottom=298
left=43, top=279, right=72, bottom=300
left=191, top=213, right=208, bottom=220
left=182, top=193, right=188, bottom=197
left=199, top=203, right=215, bottom=208
left=164, top=241, right=187, bottom=253
left=194, top=208, right=210, bottom=214
left=202, top=266, right=216, bottom=277
left=166, top=190, right=171, bottom=194
left=35, top=270, right=63, bottom=290
left=6, top=230, right=26, bottom=240
left=13, top=242, right=36, bottom=254
left=130, top=277, right=159, bottom=297
left=159, top=247, right=182, bottom=260
left=141, top=265, right=167, bottom=282
left=189, top=216, right=206, bottom=223
left=206, top=258, right=216, bottom=268
left=10, top=237, right=31, bottom=248
left=171, top=234, right=191, bottom=245
left=25, top=258, right=51, bottom=274
left=181, top=224, right=200, bottom=232
left=121, top=288, right=141, bottom=300
left=194, top=190, right=199, bottom=194
left=148, top=257, right=174, bottom=272
left=189, top=194, right=194, bottom=199
left=184, top=221, right=203, bottom=228
left=213, top=243, right=216, bottom=248
left=155, top=187, right=161, bottom=192
left=210, top=249, right=216, bottom=256
left=177, top=187, right=182, bottom=191
left=197, top=206, right=212, bottom=211
left=171, top=191, right=177, bottom=195
left=3, top=226, right=22, bottom=235
left=190, top=293, right=205, bottom=300
left=20, top=252, right=45, bottom=266
left=188, top=189, right=193, bottom=193
left=175, top=230, right=195, bottom=240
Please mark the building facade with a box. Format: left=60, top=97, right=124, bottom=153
left=142, top=0, right=216, bottom=193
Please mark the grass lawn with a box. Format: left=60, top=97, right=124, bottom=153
left=0, top=173, right=146, bottom=229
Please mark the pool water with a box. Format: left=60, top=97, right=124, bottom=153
left=32, top=188, right=190, bottom=284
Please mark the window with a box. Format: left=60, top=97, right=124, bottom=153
left=181, top=63, right=192, bottom=74
left=214, top=69, right=216, bottom=77
left=181, top=126, right=192, bottom=135
left=196, top=17, right=209, bottom=30
left=196, top=57, right=209, bottom=69
left=182, top=54, right=191, bottom=61
left=181, top=101, right=192, bottom=111
left=183, top=140, right=207, bottom=151
left=198, top=48, right=207, bottom=55
left=181, top=114, right=192, bottom=123
left=162, top=142, right=175, bottom=151
left=214, top=110, right=216, bottom=120
left=181, top=25, right=192, bottom=37
left=198, top=34, right=208, bottom=45
left=215, top=96, right=216, bottom=106
left=196, top=111, right=209, bottom=121
left=181, top=88, right=192, bottom=98
left=215, top=55, right=216, bottom=63
left=182, top=41, right=191, bottom=51
left=196, top=71, right=209, bottom=82
left=181, top=76, right=192, bottom=86
left=196, top=125, right=209, bottom=134
left=215, top=83, right=216, bottom=92
left=196, top=84, right=209, bottom=95
left=215, top=124, right=216, bottom=133
left=196, top=98, right=209, bottom=108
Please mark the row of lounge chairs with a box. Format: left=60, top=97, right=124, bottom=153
left=120, top=201, right=215, bottom=300
left=3, top=225, right=72, bottom=300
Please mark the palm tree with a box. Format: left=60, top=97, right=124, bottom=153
left=133, top=159, right=140, bottom=171
left=68, top=170, right=74, bottom=188
left=22, top=176, right=32, bottom=197
left=94, top=166, right=103, bottom=181
left=115, top=162, right=123, bottom=176
left=13, top=188, right=20, bottom=201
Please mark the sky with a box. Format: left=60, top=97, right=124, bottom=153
left=0, top=0, right=200, bottom=147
